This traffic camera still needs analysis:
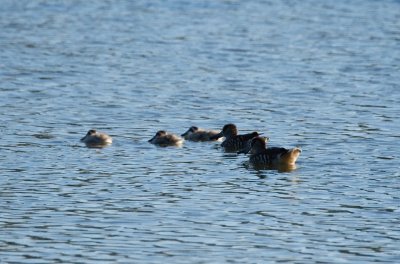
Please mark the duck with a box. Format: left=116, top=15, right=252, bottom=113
left=181, top=126, right=220, bottom=142
left=81, top=129, right=112, bottom=147
left=210, top=123, right=261, bottom=152
left=148, top=130, right=184, bottom=147
left=247, top=136, right=301, bottom=169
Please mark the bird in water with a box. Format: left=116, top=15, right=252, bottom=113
left=181, top=126, right=220, bottom=142
left=80, top=129, right=112, bottom=148
left=246, top=136, right=301, bottom=170
left=210, top=123, right=261, bottom=152
left=148, top=130, right=184, bottom=147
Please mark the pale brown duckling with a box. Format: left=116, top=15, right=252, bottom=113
left=148, top=130, right=184, bottom=147
left=210, top=123, right=261, bottom=152
left=181, top=126, right=220, bottom=142
left=248, top=136, right=301, bottom=168
left=81, top=129, right=112, bottom=148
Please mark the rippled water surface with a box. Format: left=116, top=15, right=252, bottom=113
left=1, top=0, right=400, bottom=263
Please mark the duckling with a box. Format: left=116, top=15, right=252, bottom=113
left=181, top=126, right=220, bottom=142
left=210, top=123, right=261, bottom=152
left=248, top=136, right=301, bottom=168
left=148, top=130, right=184, bottom=147
left=81, top=129, right=112, bottom=147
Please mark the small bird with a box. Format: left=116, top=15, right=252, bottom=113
left=181, top=126, right=220, bottom=142
left=80, top=129, right=112, bottom=147
left=148, top=130, right=184, bottom=147
left=247, top=136, right=301, bottom=169
left=210, top=123, right=261, bottom=152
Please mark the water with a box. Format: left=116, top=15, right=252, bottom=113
left=1, top=0, right=399, bottom=263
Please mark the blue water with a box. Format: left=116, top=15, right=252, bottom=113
left=1, top=0, right=399, bottom=263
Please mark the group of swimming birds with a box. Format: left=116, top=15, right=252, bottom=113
left=81, top=124, right=302, bottom=170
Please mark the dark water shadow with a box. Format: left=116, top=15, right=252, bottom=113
left=242, top=160, right=298, bottom=174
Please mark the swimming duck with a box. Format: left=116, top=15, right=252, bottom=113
left=181, top=126, right=220, bottom=142
left=81, top=129, right=112, bottom=147
left=210, top=123, right=261, bottom=152
left=148, top=130, right=184, bottom=147
left=247, top=136, right=301, bottom=168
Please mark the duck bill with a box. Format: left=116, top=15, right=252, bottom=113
left=148, top=136, right=156, bottom=143
left=181, top=130, right=189, bottom=137
left=80, top=135, right=87, bottom=141
left=210, top=131, right=223, bottom=140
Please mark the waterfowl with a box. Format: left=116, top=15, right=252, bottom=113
left=247, top=136, right=301, bottom=168
left=237, top=136, right=270, bottom=155
left=81, top=129, right=112, bottom=147
left=181, top=126, right=220, bottom=142
left=210, top=123, right=261, bottom=152
left=148, top=130, right=184, bottom=147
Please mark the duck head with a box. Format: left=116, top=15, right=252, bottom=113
left=249, top=136, right=268, bottom=154
left=148, top=130, right=167, bottom=143
left=81, top=129, right=97, bottom=141
left=210, top=123, right=238, bottom=140
left=237, top=136, right=269, bottom=154
left=181, top=126, right=199, bottom=137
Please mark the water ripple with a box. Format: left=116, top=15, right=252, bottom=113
left=1, top=0, right=400, bottom=263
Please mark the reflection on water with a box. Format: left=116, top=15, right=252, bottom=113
left=1, top=0, right=400, bottom=263
left=250, top=163, right=298, bottom=173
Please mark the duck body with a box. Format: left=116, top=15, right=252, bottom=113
left=211, top=124, right=261, bottom=152
left=149, top=130, right=184, bottom=147
left=248, top=137, right=301, bottom=169
left=181, top=126, right=220, bottom=142
left=81, top=129, right=112, bottom=147
left=221, top=132, right=260, bottom=151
